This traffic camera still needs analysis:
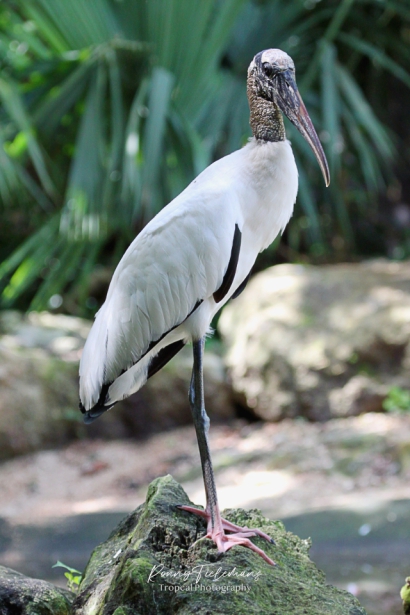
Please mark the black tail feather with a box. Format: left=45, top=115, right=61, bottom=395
left=79, top=339, right=185, bottom=424
left=79, top=382, right=113, bottom=424
left=82, top=405, right=111, bottom=424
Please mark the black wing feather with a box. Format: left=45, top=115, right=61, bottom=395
left=213, top=224, right=242, bottom=303
left=231, top=270, right=251, bottom=300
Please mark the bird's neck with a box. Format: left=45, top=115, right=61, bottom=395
left=247, top=73, right=286, bottom=143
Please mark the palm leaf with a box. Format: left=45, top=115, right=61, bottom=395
left=139, top=67, right=174, bottom=224
left=1, top=0, right=410, bottom=311
left=338, top=32, right=410, bottom=89
left=60, top=62, right=107, bottom=240
left=321, top=43, right=341, bottom=174
left=337, top=64, right=394, bottom=161
left=0, top=77, right=55, bottom=196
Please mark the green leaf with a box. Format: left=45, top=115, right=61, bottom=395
left=140, top=67, right=174, bottom=223
left=320, top=43, right=341, bottom=173
left=61, top=63, right=107, bottom=239
left=342, top=104, right=381, bottom=192
left=297, top=166, right=323, bottom=244
left=339, top=32, right=410, bottom=90
left=53, top=560, right=82, bottom=575
left=337, top=64, right=394, bottom=161
left=22, top=0, right=120, bottom=49
left=0, top=216, right=59, bottom=286
left=0, top=77, right=55, bottom=196
left=35, top=56, right=96, bottom=134
left=301, top=0, right=357, bottom=91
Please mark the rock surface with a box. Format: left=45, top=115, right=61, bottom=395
left=73, top=475, right=367, bottom=615
left=0, top=311, right=86, bottom=459
left=219, top=260, right=410, bottom=421
left=0, top=311, right=233, bottom=458
left=0, top=565, right=73, bottom=614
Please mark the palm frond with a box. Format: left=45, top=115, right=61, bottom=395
left=139, top=67, right=174, bottom=224
left=0, top=77, right=55, bottom=196
left=0, top=0, right=410, bottom=311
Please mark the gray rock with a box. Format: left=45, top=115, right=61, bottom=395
left=0, top=312, right=234, bottom=458
left=219, top=261, right=410, bottom=421
left=0, top=345, right=84, bottom=460
left=0, top=565, right=73, bottom=615
left=73, top=475, right=367, bottom=615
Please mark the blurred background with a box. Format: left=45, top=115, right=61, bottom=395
left=0, top=0, right=410, bottom=614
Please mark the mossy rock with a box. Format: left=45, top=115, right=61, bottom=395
left=0, top=565, right=73, bottom=614
left=73, top=475, right=367, bottom=615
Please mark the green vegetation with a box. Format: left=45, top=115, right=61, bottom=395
left=401, top=577, right=410, bottom=615
left=0, top=0, right=409, bottom=315
left=52, top=561, right=82, bottom=592
left=383, top=386, right=410, bottom=413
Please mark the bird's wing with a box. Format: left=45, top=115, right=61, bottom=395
left=79, top=191, right=241, bottom=410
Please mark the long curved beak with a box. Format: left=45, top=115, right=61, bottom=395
left=276, top=71, right=330, bottom=187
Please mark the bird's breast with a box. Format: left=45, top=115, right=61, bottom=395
left=238, top=139, right=298, bottom=253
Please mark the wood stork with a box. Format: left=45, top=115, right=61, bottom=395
left=79, top=49, right=329, bottom=565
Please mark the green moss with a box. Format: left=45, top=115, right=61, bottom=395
left=335, top=434, right=384, bottom=450
left=401, top=577, right=410, bottom=615
left=0, top=566, right=73, bottom=615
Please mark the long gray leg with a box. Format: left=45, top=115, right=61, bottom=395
left=188, top=336, right=221, bottom=532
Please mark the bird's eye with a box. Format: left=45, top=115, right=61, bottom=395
left=262, top=62, right=275, bottom=78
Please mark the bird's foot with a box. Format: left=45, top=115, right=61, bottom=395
left=176, top=505, right=275, bottom=566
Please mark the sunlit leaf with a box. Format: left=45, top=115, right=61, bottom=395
left=0, top=77, right=55, bottom=196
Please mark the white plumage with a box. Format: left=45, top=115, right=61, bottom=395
left=79, top=138, right=297, bottom=410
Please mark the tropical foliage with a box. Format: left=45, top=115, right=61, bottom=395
left=0, top=0, right=409, bottom=315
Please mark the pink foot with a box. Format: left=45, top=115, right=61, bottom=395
left=177, top=505, right=276, bottom=566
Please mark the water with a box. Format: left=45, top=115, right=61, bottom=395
left=0, top=512, right=125, bottom=584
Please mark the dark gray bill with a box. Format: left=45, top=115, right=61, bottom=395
left=276, top=71, right=330, bottom=187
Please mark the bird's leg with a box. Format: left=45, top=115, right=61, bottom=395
left=187, top=337, right=222, bottom=532
left=178, top=336, right=275, bottom=566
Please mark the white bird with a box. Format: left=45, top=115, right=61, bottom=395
left=79, top=48, right=329, bottom=565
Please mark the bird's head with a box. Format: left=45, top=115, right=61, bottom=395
left=248, top=49, right=330, bottom=187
